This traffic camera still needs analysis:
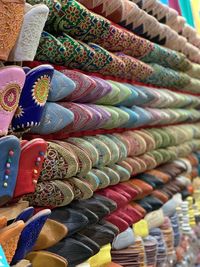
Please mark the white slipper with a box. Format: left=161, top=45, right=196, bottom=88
left=9, top=3, right=49, bottom=61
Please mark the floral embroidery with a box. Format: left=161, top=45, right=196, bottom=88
left=0, top=0, right=24, bottom=60
left=0, top=84, right=20, bottom=112
left=36, top=31, right=67, bottom=65
left=24, top=181, right=65, bottom=207
left=32, top=75, right=50, bottom=106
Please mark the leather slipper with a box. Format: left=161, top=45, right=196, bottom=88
left=33, top=219, right=68, bottom=250
left=26, top=251, right=67, bottom=267
left=49, top=207, right=89, bottom=236
left=47, top=237, right=93, bottom=267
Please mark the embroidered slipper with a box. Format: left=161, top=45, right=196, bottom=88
left=122, top=131, right=147, bottom=156
left=76, top=76, right=112, bottom=103
left=0, top=66, right=26, bottom=136
left=60, top=70, right=96, bottom=102
left=52, top=0, right=110, bottom=42
left=30, top=102, right=74, bottom=135
left=33, top=219, right=68, bottom=250
left=58, top=102, right=93, bottom=132
left=0, top=221, right=25, bottom=264
left=77, top=104, right=103, bottom=130
left=95, top=135, right=120, bottom=164
left=117, top=160, right=133, bottom=174
left=108, top=164, right=131, bottom=182
left=67, top=137, right=99, bottom=167
left=95, top=81, right=120, bottom=105
left=117, top=84, right=139, bottom=107
left=48, top=70, right=76, bottom=101
left=0, top=136, right=21, bottom=206
left=13, top=139, right=47, bottom=200
left=12, top=65, right=54, bottom=131
left=9, top=3, right=49, bottom=61
left=119, top=107, right=139, bottom=128
left=54, top=141, right=92, bottom=176
left=0, top=0, right=25, bottom=61
left=24, top=180, right=74, bottom=207
left=11, top=209, right=51, bottom=264
left=38, top=142, right=78, bottom=181
left=89, top=169, right=110, bottom=189
left=82, top=171, right=100, bottom=191
left=26, top=251, right=68, bottom=267
left=98, top=106, right=119, bottom=129
left=65, top=177, right=93, bottom=200
left=106, top=134, right=128, bottom=162
left=35, top=31, right=68, bottom=65
left=83, top=136, right=111, bottom=166
left=99, top=167, right=120, bottom=186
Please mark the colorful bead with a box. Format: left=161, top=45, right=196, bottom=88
left=6, top=163, right=10, bottom=168
left=37, top=157, right=41, bottom=162
left=35, top=162, right=40, bottom=166
left=7, top=158, right=12, bottom=163
left=5, top=175, right=9, bottom=180
left=5, top=169, right=10, bottom=175
left=9, top=150, right=14, bottom=157
left=39, top=151, right=45, bottom=156
left=33, top=179, right=37, bottom=184
left=33, top=169, right=38, bottom=174
left=3, top=182, right=8, bottom=188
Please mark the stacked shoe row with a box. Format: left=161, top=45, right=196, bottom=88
left=1, top=0, right=200, bottom=266
left=0, top=153, right=198, bottom=267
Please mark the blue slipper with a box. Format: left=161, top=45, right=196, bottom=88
left=117, top=84, right=139, bottom=107
left=12, top=65, right=54, bottom=131
left=0, top=136, right=20, bottom=206
left=48, top=70, right=76, bottom=101
left=120, top=107, right=140, bottom=128
left=14, top=207, right=34, bottom=223
left=131, top=106, right=152, bottom=127
left=30, top=102, right=74, bottom=135
left=11, top=209, right=51, bottom=264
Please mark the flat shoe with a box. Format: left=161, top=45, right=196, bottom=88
left=34, top=219, right=68, bottom=250
left=49, top=207, right=89, bottom=236
left=26, top=251, right=67, bottom=267
left=47, top=237, right=93, bottom=267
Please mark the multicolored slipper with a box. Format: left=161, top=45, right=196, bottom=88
left=12, top=65, right=54, bottom=131
left=24, top=180, right=74, bottom=207
left=0, top=66, right=26, bottom=136
left=0, top=136, right=21, bottom=206
left=38, top=142, right=79, bottom=181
